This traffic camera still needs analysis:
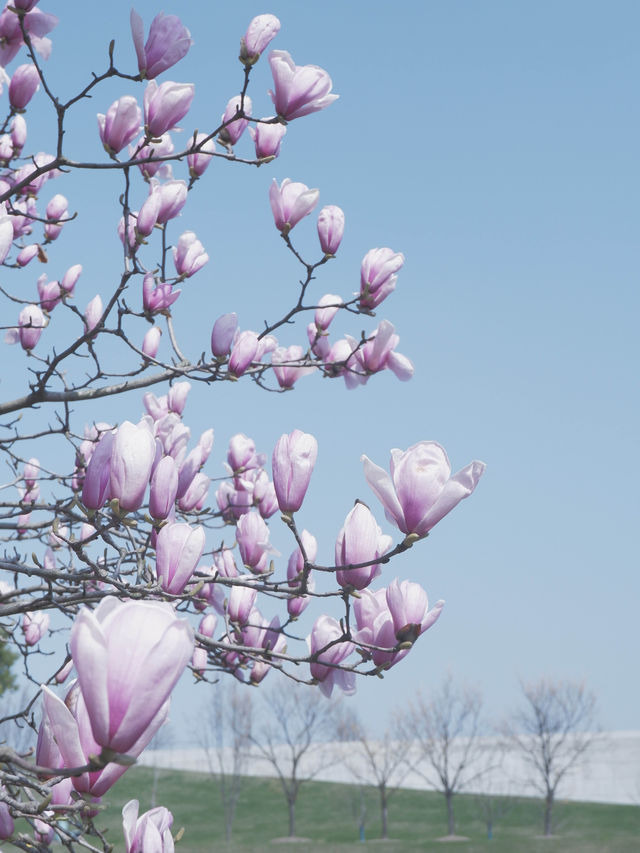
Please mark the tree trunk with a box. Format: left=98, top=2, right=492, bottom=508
left=380, top=785, right=388, bottom=839
left=150, top=765, right=159, bottom=808
left=288, top=798, right=296, bottom=837
left=225, top=809, right=232, bottom=842
left=445, top=790, right=455, bottom=836
left=543, top=792, right=553, bottom=836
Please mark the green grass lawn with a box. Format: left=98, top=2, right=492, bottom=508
left=72, top=767, right=640, bottom=853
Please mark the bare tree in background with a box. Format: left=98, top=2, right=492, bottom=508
left=472, top=737, right=514, bottom=840
left=148, top=723, right=173, bottom=809
left=400, top=675, right=484, bottom=838
left=199, top=683, right=253, bottom=842
left=250, top=683, right=339, bottom=838
left=508, top=678, right=597, bottom=837
left=339, top=708, right=409, bottom=839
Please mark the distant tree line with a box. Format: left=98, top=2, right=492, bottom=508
left=191, top=675, right=598, bottom=842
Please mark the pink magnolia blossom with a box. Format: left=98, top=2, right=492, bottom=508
left=9, top=63, right=40, bottom=110
left=359, top=247, right=404, bottom=311
left=149, top=455, right=178, bottom=519
left=0, top=796, right=14, bottom=840
left=13, top=151, right=56, bottom=195
left=269, top=177, right=319, bottom=235
left=44, top=193, right=68, bottom=240
left=22, top=611, right=49, bottom=645
left=149, top=178, right=187, bottom=224
left=167, top=381, right=190, bottom=414
left=70, top=597, right=193, bottom=754
left=228, top=329, right=259, bottom=377
left=18, top=303, right=46, bottom=350
left=0, top=6, right=58, bottom=67
left=317, top=205, right=344, bottom=255
left=314, top=293, right=343, bottom=331
left=236, top=511, right=271, bottom=573
left=272, top=429, right=318, bottom=513
left=118, top=213, right=138, bottom=252
left=173, top=230, right=208, bottom=277
left=109, top=420, right=156, bottom=512
left=16, top=243, right=40, bottom=265
left=269, top=50, right=338, bottom=121
left=362, top=441, right=486, bottom=538
left=177, top=471, right=210, bottom=511
left=142, top=325, right=161, bottom=358
left=131, top=132, right=174, bottom=179
left=23, top=457, right=40, bottom=489
left=143, top=392, right=169, bottom=421
left=142, top=273, right=181, bottom=314
left=61, top=263, right=82, bottom=296
left=227, top=433, right=263, bottom=475
left=98, top=96, right=142, bottom=155
left=386, top=578, right=444, bottom=644
left=0, top=202, right=12, bottom=263
left=249, top=119, right=286, bottom=159
left=122, top=800, right=174, bottom=853
left=177, top=431, right=214, bottom=499
left=241, top=611, right=285, bottom=684
left=187, top=132, right=216, bottom=178
left=0, top=133, right=12, bottom=160
left=37, top=274, right=61, bottom=312
left=130, top=9, right=192, bottom=80
left=198, top=613, right=218, bottom=638
left=258, top=481, right=278, bottom=518
left=287, top=529, right=317, bottom=619
left=156, top=522, right=206, bottom=594
left=144, top=80, right=194, bottom=138
left=213, top=548, right=237, bottom=578
left=335, top=502, right=392, bottom=590
left=11, top=114, right=27, bottom=150
left=342, top=320, right=414, bottom=389
left=84, top=294, right=103, bottom=334
left=227, top=580, right=257, bottom=624
left=308, top=615, right=355, bottom=698
left=82, top=430, right=114, bottom=510
left=271, top=344, right=314, bottom=389
left=352, top=589, right=402, bottom=669
left=241, top=14, right=280, bottom=64
left=135, top=190, right=161, bottom=239
left=211, top=312, right=237, bottom=357
left=219, top=94, right=252, bottom=146
left=40, top=683, right=168, bottom=796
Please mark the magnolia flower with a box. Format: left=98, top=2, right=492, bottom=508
left=272, top=429, right=318, bottom=513
left=130, top=10, right=192, bottom=79
left=269, top=50, right=338, bottom=120
left=362, top=441, right=486, bottom=538
left=122, top=799, right=175, bottom=852
left=269, top=178, right=319, bottom=235
left=70, top=598, right=193, bottom=754
left=241, top=14, right=280, bottom=64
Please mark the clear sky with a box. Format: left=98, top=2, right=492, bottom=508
left=3, top=0, right=638, bottom=736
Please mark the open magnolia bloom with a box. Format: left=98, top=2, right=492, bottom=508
left=70, top=598, right=193, bottom=754
left=362, top=441, right=486, bottom=539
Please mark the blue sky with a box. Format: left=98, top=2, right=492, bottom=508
left=3, top=0, right=638, bottom=735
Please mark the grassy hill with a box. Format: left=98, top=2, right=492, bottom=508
left=84, top=766, right=640, bottom=852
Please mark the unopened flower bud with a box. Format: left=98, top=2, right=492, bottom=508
left=211, top=312, right=237, bottom=357
left=317, top=205, right=344, bottom=255
left=240, top=15, right=280, bottom=65
left=84, top=295, right=103, bottom=334
left=9, top=63, right=40, bottom=110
